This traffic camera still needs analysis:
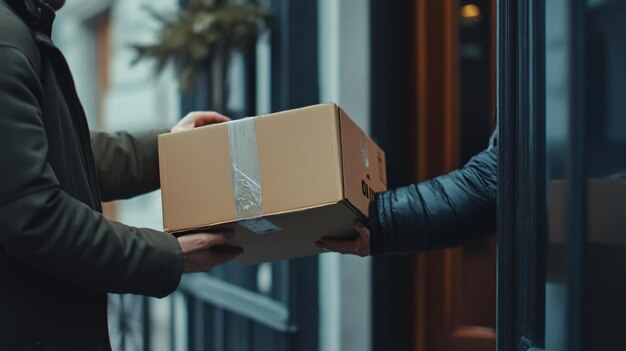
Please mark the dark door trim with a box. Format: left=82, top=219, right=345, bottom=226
left=369, top=0, right=418, bottom=350
left=496, top=0, right=546, bottom=350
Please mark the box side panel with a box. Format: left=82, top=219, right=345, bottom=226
left=158, top=135, right=171, bottom=231
left=159, top=125, right=237, bottom=232
left=205, top=202, right=360, bottom=265
left=255, top=103, right=344, bottom=215
left=338, top=108, right=388, bottom=217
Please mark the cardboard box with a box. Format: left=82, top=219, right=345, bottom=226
left=158, top=103, right=387, bottom=264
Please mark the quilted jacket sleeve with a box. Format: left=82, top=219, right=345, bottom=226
left=368, top=140, right=497, bottom=255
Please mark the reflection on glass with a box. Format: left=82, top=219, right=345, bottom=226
left=580, top=2, right=626, bottom=349
left=545, top=0, right=626, bottom=349
left=545, top=0, right=569, bottom=349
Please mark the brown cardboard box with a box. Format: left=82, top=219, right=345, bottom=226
left=158, top=103, right=387, bottom=264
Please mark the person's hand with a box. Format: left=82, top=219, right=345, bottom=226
left=316, top=220, right=371, bottom=257
left=171, top=111, right=231, bottom=133
left=177, top=232, right=243, bottom=273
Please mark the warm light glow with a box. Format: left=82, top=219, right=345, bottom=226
left=461, top=4, right=481, bottom=22
left=461, top=4, right=481, bottom=18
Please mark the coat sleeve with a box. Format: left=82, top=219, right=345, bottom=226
left=0, top=45, right=183, bottom=298
left=91, top=129, right=169, bottom=202
left=368, top=142, right=497, bottom=255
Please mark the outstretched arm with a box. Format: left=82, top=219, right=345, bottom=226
left=1, top=45, right=243, bottom=299
left=91, top=130, right=166, bottom=201
left=368, top=144, right=497, bottom=255
left=318, top=139, right=497, bottom=256
left=91, top=112, right=230, bottom=201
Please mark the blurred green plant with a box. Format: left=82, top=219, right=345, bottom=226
left=133, top=0, right=271, bottom=90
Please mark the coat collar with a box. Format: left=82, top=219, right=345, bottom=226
left=3, top=0, right=56, bottom=36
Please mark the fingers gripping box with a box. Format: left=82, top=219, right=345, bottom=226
left=158, top=103, right=387, bottom=264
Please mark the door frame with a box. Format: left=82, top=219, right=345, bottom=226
left=369, top=1, right=419, bottom=350
left=495, top=0, right=547, bottom=350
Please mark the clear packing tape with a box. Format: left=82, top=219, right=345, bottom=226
left=228, top=118, right=280, bottom=234
left=228, top=118, right=262, bottom=219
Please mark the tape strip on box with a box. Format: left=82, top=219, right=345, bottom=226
left=227, top=117, right=281, bottom=234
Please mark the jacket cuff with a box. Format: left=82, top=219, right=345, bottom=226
left=367, top=194, right=385, bottom=256
left=149, top=230, right=184, bottom=298
left=137, top=128, right=171, bottom=192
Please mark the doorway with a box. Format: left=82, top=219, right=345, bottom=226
left=370, top=1, right=497, bottom=350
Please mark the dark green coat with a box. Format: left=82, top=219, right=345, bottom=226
left=0, top=0, right=183, bottom=349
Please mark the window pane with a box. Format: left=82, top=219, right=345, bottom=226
left=545, top=1, right=626, bottom=349
left=581, top=2, right=626, bottom=349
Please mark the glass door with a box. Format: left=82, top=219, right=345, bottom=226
left=497, top=0, right=626, bottom=350
left=545, top=1, right=626, bottom=350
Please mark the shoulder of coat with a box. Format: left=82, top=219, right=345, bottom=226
left=0, top=2, right=42, bottom=74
